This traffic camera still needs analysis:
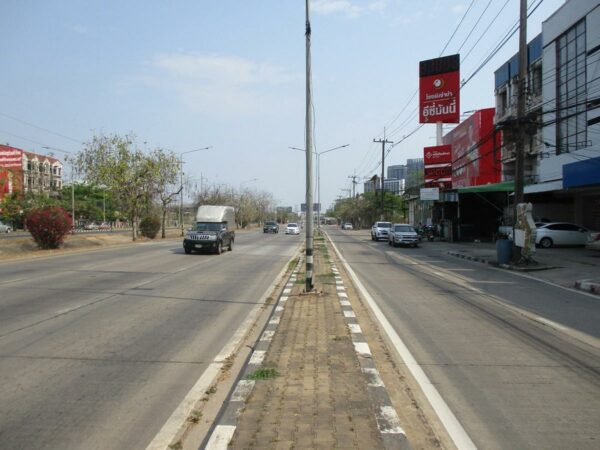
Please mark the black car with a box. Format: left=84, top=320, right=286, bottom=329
left=263, top=221, right=279, bottom=233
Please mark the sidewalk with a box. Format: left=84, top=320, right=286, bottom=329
left=205, top=238, right=411, bottom=449
left=435, top=240, right=600, bottom=295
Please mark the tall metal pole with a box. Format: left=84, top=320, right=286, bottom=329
left=305, top=0, right=314, bottom=292
left=71, top=162, right=75, bottom=232
left=317, top=153, right=321, bottom=231
left=513, top=0, right=527, bottom=261
left=373, top=130, right=392, bottom=221
left=179, top=156, right=184, bottom=236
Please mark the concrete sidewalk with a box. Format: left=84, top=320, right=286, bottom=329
left=432, top=240, right=600, bottom=295
left=204, top=239, right=411, bottom=449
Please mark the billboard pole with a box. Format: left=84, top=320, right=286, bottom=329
left=304, top=0, right=314, bottom=292
left=374, top=129, right=392, bottom=221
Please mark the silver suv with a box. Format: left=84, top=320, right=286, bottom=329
left=0, top=221, right=12, bottom=233
left=371, top=221, right=392, bottom=241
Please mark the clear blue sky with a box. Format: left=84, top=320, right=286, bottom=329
left=0, top=0, right=566, bottom=211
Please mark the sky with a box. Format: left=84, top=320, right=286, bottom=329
left=0, top=0, right=567, bottom=211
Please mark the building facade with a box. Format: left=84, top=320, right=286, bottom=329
left=0, top=145, right=63, bottom=201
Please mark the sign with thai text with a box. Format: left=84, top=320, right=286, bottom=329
left=424, top=144, right=452, bottom=188
left=419, top=54, right=460, bottom=124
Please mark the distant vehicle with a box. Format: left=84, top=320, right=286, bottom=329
left=183, top=205, right=235, bottom=254
left=388, top=223, right=419, bottom=247
left=84, top=222, right=99, bottom=230
left=535, top=222, right=594, bottom=248
left=285, top=222, right=300, bottom=235
left=0, top=221, right=12, bottom=233
left=586, top=232, right=600, bottom=251
left=341, top=223, right=353, bottom=230
left=371, top=221, right=392, bottom=241
left=99, top=222, right=111, bottom=230
left=263, top=220, right=279, bottom=233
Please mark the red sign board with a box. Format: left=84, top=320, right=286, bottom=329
left=419, top=55, right=460, bottom=124
left=0, top=145, right=23, bottom=169
left=442, top=108, right=501, bottom=188
left=424, top=144, right=452, bottom=188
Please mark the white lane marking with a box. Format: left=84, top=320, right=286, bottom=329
left=535, top=316, right=567, bottom=331
left=260, top=330, right=274, bottom=341
left=354, top=342, right=372, bottom=358
left=338, top=292, right=349, bottom=299
left=249, top=350, right=266, bottom=365
left=336, top=286, right=346, bottom=291
left=280, top=296, right=288, bottom=302
left=348, top=323, right=362, bottom=334
left=205, top=424, right=236, bottom=449
left=283, top=288, right=292, bottom=294
left=378, top=406, right=406, bottom=434
left=343, top=310, right=356, bottom=318
left=269, top=317, right=280, bottom=325
left=145, top=363, right=222, bottom=450
left=328, top=235, right=478, bottom=450
left=231, top=380, right=255, bottom=402
left=363, top=367, right=385, bottom=387
left=275, top=306, right=284, bottom=312
left=340, top=300, right=351, bottom=306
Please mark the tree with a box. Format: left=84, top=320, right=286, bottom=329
left=76, top=134, right=154, bottom=241
left=147, top=148, right=180, bottom=238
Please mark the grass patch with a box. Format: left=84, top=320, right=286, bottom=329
left=188, top=410, right=202, bottom=423
left=288, top=257, right=300, bottom=271
left=205, top=386, right=217, bottom=395
left=168, top=442, right=183, bottom=450
left=246, top=367, right=280, bottom=380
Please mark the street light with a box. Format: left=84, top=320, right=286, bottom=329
left=43, top=146, right=75, bottom=232
left=239, top=178, right=258, bottom=228
left=179, top=147, right=212, bottom=236
left=289, top=144, right=349, bottom=229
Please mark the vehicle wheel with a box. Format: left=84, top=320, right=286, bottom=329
left=413, top=243, right=418, bottom=248
left=184, top=247, right=192, bottom=254
left=228, top=238, right=234, bottom=251
left=540, top=237, right=553, bottom=248
left=388, top=239, right=392, bottom=246
left=371, top=234, right=375, bottom=241
left=393, top=240, right=399, bottom=248
left=215, top=241, right=222, bottom=255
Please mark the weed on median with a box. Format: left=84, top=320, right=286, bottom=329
left=246, top=367, right=280, bottom=380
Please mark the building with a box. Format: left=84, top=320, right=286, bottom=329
left=0, top=145, right=64, bottom=201
left=387, top=164, right=406, bottom=181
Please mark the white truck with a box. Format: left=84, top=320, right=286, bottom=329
left=183, top=205, right=235, bottom=255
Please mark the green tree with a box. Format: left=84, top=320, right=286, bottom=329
left=76, top=134, right=155, bottom=241
left=147, top=148, right=180, bottom=238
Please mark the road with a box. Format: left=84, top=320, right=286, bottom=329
left=328, top=227, right=600, bottom=449
left=0, top=231, right=300, bottom=449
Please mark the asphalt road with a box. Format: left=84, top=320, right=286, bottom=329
left=328, top=227, right=600, bottom=449
left=0, top=231, right=301, bottom=449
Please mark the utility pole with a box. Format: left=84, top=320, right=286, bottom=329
left=348, top=174, right=359, bottom=198
left=304, top=0, right=314, bottom=292
left=373, top=129, right=393, bottom=220
left=513, top=0, right=527, bottom=261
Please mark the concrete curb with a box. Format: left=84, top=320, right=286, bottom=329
left=203, top=258, right=304, bottom=449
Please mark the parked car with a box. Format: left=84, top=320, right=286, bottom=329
left=84, top=222, right=100, bottom=230
left=388, top=223, right=419, bottom=247
left=99, top=222, right=111, bottom=230
left=341, top=222, right=353, bottom=230
left=586, top=232, right=600, bottom=251
left=0, top=221, right=12, bottom=233
left=263, top=220, right=279, bottom=233
left=371, top=221, right=392, bottom=241
left=535, top=222, right=594, bottom=248
left=285, top=223, right=300, bottom=235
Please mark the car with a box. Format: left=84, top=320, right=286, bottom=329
left=0, top=221, right=12, bottom=233
left=285, top=222, right=300, bottom=235
left=263, top=220, right=279, bottom=233
left=586, top=232, right=600, bottom=251
left=99, top=222, right=111, bottom=230
left=371, top=221, right=392, bottom=241
left=341, top=222, right=353, bottom=230
left=84, top=222, right=100, bottom=230
left=388, top=223, right=419, bottom=247
left=535, top=222, right=594, bottom=248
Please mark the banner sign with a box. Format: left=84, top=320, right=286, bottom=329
left=424, top=144, right=452, bottom=188
left=419, top=54, right=460, bottom=124
left=420, top=187, right=440, bottom=201
left=0, top=145, right=23, bottom=169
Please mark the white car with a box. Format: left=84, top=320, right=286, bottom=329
left=535, top=222, right=594, bottom=248
left=371, top=221, right=392, bottom=241
left=0, top=221, right=12, bottom=233
left=285, top=223, right=300, bottom=235
left=342, top=223, right=353, bottom=230
left=388, top=223, right=419, bottom=247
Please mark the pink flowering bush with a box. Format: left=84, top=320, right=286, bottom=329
left=25, top=206, right=73, bottom=249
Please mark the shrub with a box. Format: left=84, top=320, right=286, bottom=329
left=25, top=206, right=72, bottom=249
left=139, top=216, right=161, bottom=239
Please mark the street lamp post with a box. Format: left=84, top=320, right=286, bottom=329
left=289, top=144, right=349, bottom=230
left=179, top=147, right=212, bottom=236
left=239, top=178, right=258, bottom=228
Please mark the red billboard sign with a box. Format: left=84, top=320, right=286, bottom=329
left=442, top=108, right=501, bottom=188
left=424, top=144, right=452, bottom=188
left=419, top=55, right=460, bottom=124
left=0, top=145, right=23, bottom=169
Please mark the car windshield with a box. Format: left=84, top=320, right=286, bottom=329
left=377, top=222, right=392, bottom=228
left=394, top=225, right=414, bottom=232
left=266, top=221, right=277, bottom=226
left=288, top=223, right=298, bottom=228
left=195, top=222, right=222, bottom=232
